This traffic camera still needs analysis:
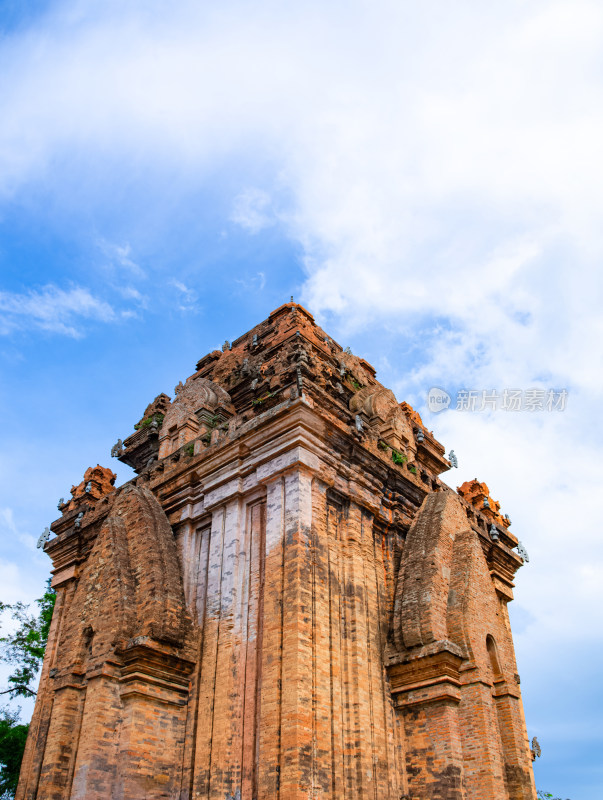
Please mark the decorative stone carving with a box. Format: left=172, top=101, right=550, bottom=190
left=159, top=376, right=233, bottom=458
left=349, top=386, right=398, bottom=421
left=162, top=375, right=232, bottom=429
left=379, top=406, right=416, bottom=454
left=457, top=479, right=511, bottom=529
left=530, top=736, right=541, bottom=760
left=138, top=392, right=171, bottom=425
left=110, top=439, right=124, bottom=458
left=517, top=540, right=530, bottom=562
left=36, top=527, right=51, bottom=549
left=399, top=401, right=423, bottom=427
left=64, top=465, right=116, bottom=513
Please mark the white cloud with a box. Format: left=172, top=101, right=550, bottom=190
left=0, top=284, right=116, bottom=336
left=96, top=238, right=146, bottom=278
left=231, top=188, right=274, bottom=234
left=1, top=3, right=602, bottom=304
left=0, top=508, right=36, bottom=552
left=0, top=508, right=17, bottom=537
left=170, top=279, right=198, bottom=312
left=0, top=509, right=45, bottom=601
left=117, top=285, right=148, bottom=306
left=234, top=271, right=266, bottom=292
left=0, top=562, right=36, bottom=606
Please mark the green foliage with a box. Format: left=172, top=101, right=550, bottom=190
left=391, top=449, right=407, bottom=466
left=252, top=391, right=276, bottom=406
left=379, top=442, right=411, bottom=469
left=0, top=707, right=28, bottom=798
left=184, top=442, right=195, bottom=457
left=537, top=791, right=572, bottom=800
left=134, top=412, right=165, bottom=431
left=0, top=580, right=56, bottom=699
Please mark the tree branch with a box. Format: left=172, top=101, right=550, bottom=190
left=0, top=686, right=36, bottom=698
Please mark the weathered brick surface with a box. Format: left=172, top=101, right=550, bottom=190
left=18, top=303, right=536, bottom=799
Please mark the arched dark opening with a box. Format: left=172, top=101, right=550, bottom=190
left=487, top=634, right=502, bottom=679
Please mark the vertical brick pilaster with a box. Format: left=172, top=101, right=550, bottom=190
left=279, top=468, right=314, bottom=800
left=193, top=507, right=226, bottom=798
left=494, top=690, right=538, bottom=800
left=35, top=684, right=86, bottom=799
left=342, top=502, right=373, bottom=797
left=241, top=500, right=265, bottom=799
left=326, top=492, right=346, bottom=799
left=208, top=498, right=245, bottom=799
left=458, top=679, right=508, bottom=799
left=69, top=674, right=121, bottom=799
left=257, top=475, right=285, bottom=799
left=401, top=695, right=466, bottom=800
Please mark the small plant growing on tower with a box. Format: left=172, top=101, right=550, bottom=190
left=134, top=413, right=165, bottom=431
left=252, top=391, right=276, bottom=406
left=391, top=449, right=407, bottom=466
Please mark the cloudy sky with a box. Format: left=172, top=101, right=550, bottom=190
left=0, top=1, right=601, bottom=796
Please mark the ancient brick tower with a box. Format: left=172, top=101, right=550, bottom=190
left=17, top=302, right=537, bottom=800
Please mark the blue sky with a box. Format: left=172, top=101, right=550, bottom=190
left=1, top=1, right=602, bottom=797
